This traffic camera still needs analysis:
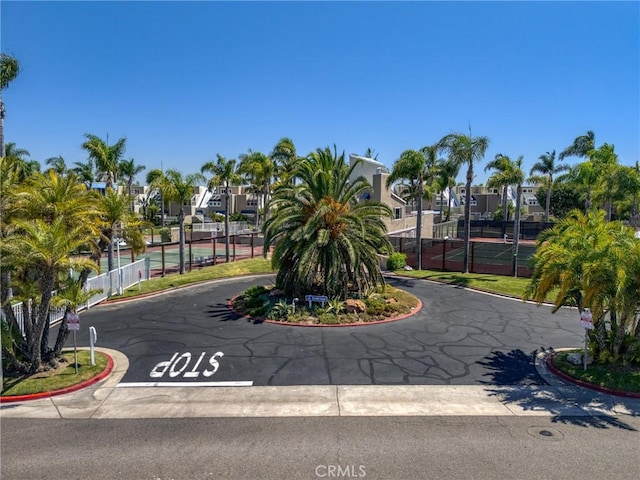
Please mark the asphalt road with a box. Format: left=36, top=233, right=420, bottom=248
left=3, top=416, right=639, bottom=480
left=66, top=275, right=583, bottom=387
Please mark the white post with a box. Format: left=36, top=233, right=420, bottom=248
left=89, top=326, right=97, bottom=366
left=73, top=330, right=78, bottom=374
left=116, top=239, right=123, bottom=295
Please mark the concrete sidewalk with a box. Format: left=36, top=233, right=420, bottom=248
left=1, top=348, right=639, bottom=420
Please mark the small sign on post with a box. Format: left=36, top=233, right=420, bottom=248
left=580, top=309, right=593, bottom=371
left=305, top=295, right=328, bottom=309
left=66, top=312, right=80, bottom=374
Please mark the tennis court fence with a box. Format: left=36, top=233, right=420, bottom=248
left=388, top=237, right=536, bottom=277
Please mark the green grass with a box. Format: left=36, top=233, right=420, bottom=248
left=2, top=350, right=109, bottom=396
left=552, top=351, right=640, bottom=393
left=394, top=269, right=558, bottom=303
left=112, top=257, right=275, bottom=299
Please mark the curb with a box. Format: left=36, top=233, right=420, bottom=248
left=101, top=272, right=276, bottom=305
left=546, top=352, right=640, bottom=399
left=0, top=352, right=114, bottom=403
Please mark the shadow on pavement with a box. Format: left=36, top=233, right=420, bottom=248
left=206, top=302, right=264, bottom=324
left=478, top=348, right=639, bottom=431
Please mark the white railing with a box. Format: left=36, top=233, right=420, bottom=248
left=2, top=258, right=151, bottom=336
left=191, top=221, right=254, bottom=235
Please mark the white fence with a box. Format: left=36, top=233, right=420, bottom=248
left=3, top=258, right=151, bottom=336
left=191, top=221, right=254, bottom=235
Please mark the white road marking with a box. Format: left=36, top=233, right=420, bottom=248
left=117, top=381, right=254, bottom=387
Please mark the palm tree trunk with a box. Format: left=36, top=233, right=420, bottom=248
left=446, top=187, right=452, bottom=222
left=463, top=163, right=473, bottom=274
left=225, top=190, right=231, bottom=262
left=545, top=178, right=552, bottom=222
left=0, top=95, right=5, bottom=159
left=416, top=182, right=423, bottom=270
left=178, top=209, right=185, bottom=274
left=512, top=184, right=522, bottom=277
left=107, top=241, right=114, bottom=273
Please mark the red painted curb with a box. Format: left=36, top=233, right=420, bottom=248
left=0, top=353, right=114, bottom=403
left=546, top=353, right=640, bottom=399
left=229, top=295, right=423, bottom=327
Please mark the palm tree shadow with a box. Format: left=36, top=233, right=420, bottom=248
left=477, top=349, right=639, bottom=431
left=205, top=302, right=264, bottom=324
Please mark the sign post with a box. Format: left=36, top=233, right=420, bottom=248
left=67, top=311, right=80, bottom=373
left=580, top=309, right=593, bottom=371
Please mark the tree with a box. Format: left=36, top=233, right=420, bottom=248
left=72, top=159, right=96, bottom=190
left=534, top=183, right=583, bottom=219
left=559, top=130, right=595, bottom=161
left=525, top=210, right=640, bottom=363
left=435, top=158, right=460, bottom=221
left=119, top=158, right=146, bottom=211
left=201, top=155, right=242, bottom=262
left=263, top=146, right=392, bottom=300
left=1, top=171, right=103, bottom=374
left=45, top=156, right=67, bottom=176
left=485, top=153, right=514, bottom=222
left=238, top=150, right=276, bottom=226
left=437, top=132, right=490, bottom=273
left=81, top=133, right=127, bottom=190
left=386, top=149, right=433, bottom=270
left=4, top=142, right=39, bottom=181
left=271, top=137, right=299, bottom=186
left=0, top=53, right=20, bottom=160
left=146, top=168, right=166, bottom=226
left=162, top=169, right=205, bottom=274
left=528, top=150, right=570, bottom=222
left=363, top=147, right=379, bottom=160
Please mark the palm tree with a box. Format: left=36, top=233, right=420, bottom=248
left=238, top=150, right=276, bottom=226
left=162, top=169, right=205, bottom=274
left=437, top=132, right=490, bottom=273
left=72, top=159, right=96, bottom=190
left=528, top=150, right=570, bottom=222
left=146, top=168, right=166, bottom=226
left=99, top=189, right=146, bottom=273
left=81, top=133, right=127, bottom=190
left=201, top=155, right=242, bottom=262
left=271, top=137, right=299, bottom=186
left=559, top=130, right=595, bottom=161
left=485, top=153, right=514, bottom=222
left=363, top=147, right=378, bottom=160
left=588, top=143, right=619, bottom=221
left=264, top=146, right=392, bottom=299
left=386, top=148, right=434, bottom=270
left=0, top=53, right=20, bottom=159
left=435, top=158, right=460, bottom=222
left=4, top=142, right=39, bottom=181
left=525, top=209, right=640, bottom=361
left=1, top=170, right=102, bottom=373
left=45, top=155, right=67, bottom=176
left=118, top=158, right=146, bottom=211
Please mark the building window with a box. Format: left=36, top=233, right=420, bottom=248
left=394, top=207, right=402, bottom=220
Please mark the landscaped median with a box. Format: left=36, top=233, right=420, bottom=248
left=547, top=350, right=640, bottom=398
left=1, top=350, right=113, bottom=402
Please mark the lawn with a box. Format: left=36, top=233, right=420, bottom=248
left=2, top=350, right=109, bottom=396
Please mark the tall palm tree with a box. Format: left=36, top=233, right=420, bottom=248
left=485, top=153, right=514, bottom=222
left=0, top=53, right=20, bottom=159
left=45, top=155, right=67, bottom=176
left=588, top=143, right=619, bottom=221
left=363, top=147, right=379, bottom=160
left=201, top=155, right=242, bottom=262
left=81, top=133, right=127, bottom=190
left=162, top=169, right=205, bottom=274
left=386, top=148, right=434, bottom=270
left=4, top=142, right=39, bottom=181
left=271, top=137, right=299, bottom=186
left=146, top=168, right=166, bottom=226
left=559, top=130, right=595, bottom=161
left=118, top=158, right=146, bottom=211
left=264, top=146, right=392, bottom=299
left=437, top=132, right=490, bottom=274
left=435, top=158, right=460, bottom=222
left=238, top=150, right=276, bottom=226
left=528, top=150, right=570, bottom=222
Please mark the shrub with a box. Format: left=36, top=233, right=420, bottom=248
left=159, top=227, right=172, bottom=243
left=269, top=300, right=292, bottom=320
left=387, top=252, right=407, bottom=271
left=245, top=285, right=268, bottom=298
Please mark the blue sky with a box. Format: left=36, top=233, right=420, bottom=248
left=2, top=1, right=638, bottom=185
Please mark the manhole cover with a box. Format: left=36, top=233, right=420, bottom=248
left=526, top=426, right=564, bottom=441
